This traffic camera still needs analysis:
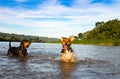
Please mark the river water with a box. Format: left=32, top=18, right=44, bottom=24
left=0, top=42, right=120, bottom=79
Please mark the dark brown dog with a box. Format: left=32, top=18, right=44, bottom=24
left=7, top=36, right=31, bottom=58
left=60, top=35, right=76, bottom=63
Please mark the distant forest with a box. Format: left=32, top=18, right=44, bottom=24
left=0, top=19, right=120, bottom=45
left=76, top=19, right=120, bottom=46
left=0, top=32, right=59, bottom=43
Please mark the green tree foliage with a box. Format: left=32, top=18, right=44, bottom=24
left=78, top=33, right=83, bottom=39
left=77, top=19, right=120, bottom=45
left=78, top=19, right=120, bottom=40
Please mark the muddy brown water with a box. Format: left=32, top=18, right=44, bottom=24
left=0, top=42, right=120, bottom=79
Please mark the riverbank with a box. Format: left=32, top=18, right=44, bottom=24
left=1, top=38, right=120, bottom=46
left=46, top=39, right=120, bottom=46
left=72, top=39, right=120, bottom=46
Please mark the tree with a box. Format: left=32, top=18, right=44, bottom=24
left=78, top=33, right=83, bottom=39
left=78, top=19, right=120, bottom=40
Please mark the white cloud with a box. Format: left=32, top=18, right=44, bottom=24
left=0, top=0, right=120, bottom=38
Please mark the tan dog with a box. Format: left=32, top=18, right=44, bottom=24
left=60, top=35, right=76, bottom=63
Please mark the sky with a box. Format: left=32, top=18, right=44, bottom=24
left=0, top=0, right=120, bottom=38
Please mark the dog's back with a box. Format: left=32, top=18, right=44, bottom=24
left=7, top=47, right=19, bottom=56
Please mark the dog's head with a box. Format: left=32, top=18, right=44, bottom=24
left=60, top=35, right=74, bottom=49
left=20, top=39, right=31, bottom=49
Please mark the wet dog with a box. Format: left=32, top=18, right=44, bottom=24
left=60, top=35, right=76, bottom=63
left=7, top=36, right=31, bottom=58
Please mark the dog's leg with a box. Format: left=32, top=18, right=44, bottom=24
left=70, top=57, right=75, bottom=63
left=61, top=53, right=69, bottom=62
left=70, top=53, right=76, bottom=63
left=7, top=50, right=13, bottom=56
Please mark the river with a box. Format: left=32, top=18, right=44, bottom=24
left=0, top=42, right=120, bottom=79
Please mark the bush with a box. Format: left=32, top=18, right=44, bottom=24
left=113, top=40, right=120, bottom=46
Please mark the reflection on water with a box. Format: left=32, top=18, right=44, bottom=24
left=0, top=42, right=120, bottom=79
left=59, top=62, right=75, bottom=79
left=18, top=57, right=28, bottom=62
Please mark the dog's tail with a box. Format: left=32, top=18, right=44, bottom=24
left=9, top=36, right=14, bottom=48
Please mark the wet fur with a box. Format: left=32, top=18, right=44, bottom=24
left=7, top=36, right=31, bottom=58
left=60, top=35, right=76, bottom=63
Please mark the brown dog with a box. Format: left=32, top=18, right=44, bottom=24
left=60, top=35, right=76, bottom=63
left=7, top=36, right=31, bottom=58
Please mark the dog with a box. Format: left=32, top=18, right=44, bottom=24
left=60, top=35, right=76, bottom=63
left=7, top=36, right=31, bottom=58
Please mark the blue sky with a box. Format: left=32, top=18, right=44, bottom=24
left=0, top=0, right=120, bottom=38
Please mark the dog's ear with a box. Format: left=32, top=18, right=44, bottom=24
left=69, top=35, right=74, bottom=41
left=24, top=42, right=31, bottom=48
left=21, top=39, right=31, bottom=49
left=60, top=37, right=64, bottom=42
